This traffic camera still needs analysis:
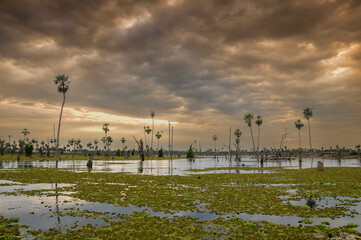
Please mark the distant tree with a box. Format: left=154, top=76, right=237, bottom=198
left=0, top=139, right=5, bottom=156
left=102, top=123, right=110, bottom=137
left=68, top=139, right=76, bottom=157
left=21, top=128, right=30, bottom=139
left=158, top=147, right=164, bottom=158
left=303, top=107, right=313, bottom=151
left=106, top=136, right=113, bottom=152
left=54, top=74, right=70, bottom=167
left=233, top=129, right=242, bottom=161
left=255, top=115, right=263, bottom=151
left=294, top=119, right=304, bottom=149
left=186, top=145, right=195, bottom=159
left=155, top=131, right=162, bottom=150
left=150, top=110, right=155, bottom=155
left=244, top=113, right=256, bottom=153
left=94, top=140, right=99, bottom=151
left=87, top=142, right=93, bottom=151
left=121, top=137, right=126, bottom=149
left=212, top=135, right=218, bottom=158
left=144, top=126, right=152, bottom=150
left=133, top=136, right=145, bottom=161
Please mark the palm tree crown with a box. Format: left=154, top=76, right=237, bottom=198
left=54, top=74, right=69, bottom=94
left=244, top=113, right=254, bottom=127
left=144, top=126, right=152, bottom=134
left=255, top=115, right=263, bottom=126
left=234, top=129, right=242, bottom=138
left=212, top=135, right=218, bottom=142
left=102, top=123, right=110, bottom=137
left=303, top=107, right=313, bottom=120
left=21, top=128, right=30, bottom=137
left=155, top=131, right=162, bottom=139
left=295, top=119, right=304, bottom=130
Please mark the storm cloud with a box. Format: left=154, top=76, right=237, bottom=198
left=0, top=0, right=360, bottom=149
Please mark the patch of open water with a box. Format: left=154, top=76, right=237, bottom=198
left=1, top=181, right=361, bottom=233
left=1, top=156, right=360, bottom=176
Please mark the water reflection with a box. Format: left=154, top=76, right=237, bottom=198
left=0, top=156, right=360, bottom=176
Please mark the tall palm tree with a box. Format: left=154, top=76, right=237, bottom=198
left=102, top=123, right=110, bottom=138
left=303, top=107, right=313, bottom=151
left=106, top=136, right=113, bottom=152
left=155, top=131, right=162, bottom=150
left=255, top=115, right=263, bottom=151
left=121, top=137, right=126, bottom=149
left=234, top=129, right=242, bottom=161
left=54, top=74, right=69, bottom=168
left=244, top=113, right=256, bottom=152
left=94, top=139, right=99, bottom=151
left=144, top=126, right=152, bottom=149
left=102, top=123, right=110, bottom=152
left=212, top=135, right=218, bottom=158
left=150, top=110, right=155, bottom=154
left=294, top=119, right=304, bottom=149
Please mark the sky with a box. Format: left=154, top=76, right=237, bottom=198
left=0, top=0, right=361, bottom=150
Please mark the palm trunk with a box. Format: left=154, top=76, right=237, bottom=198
left=144, top=131, right=147, bottom=147
left=171, top=125, right=173, bottom=160
left=214, top=140, right=216, bottom=158
left=151, top=117, right=154, bottom=156
left=249, top=126, right=256, bottom=152
left=56, top=92, right=65, bottom=168
left=308, top=119, right=312, bottom=151
left=257, top=125, right=260, bottom=151
left=228, top=128, right=231, bottom=161
left=298, top=129, right=301, bottom=149
left=249, top=126, right=258, bottom=161
left=168, top=122, right=171, bottom=158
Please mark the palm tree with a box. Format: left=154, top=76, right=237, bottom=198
left=255, top=115, right=263, bottom=151
left=234, top=129, right=242, bottom=161
left=121, top=137, right=126, bottom=149
left=150, top=110, right=155, bottom=154
left=244, top=113, right=256, bottom=152
left=294, top=119, right=304, bottom=149
left=303, top=107, right=313, bottom=151
left=155, top=131, right=162, bottom=150
left=21, top=128, right=30, bottom=140
left=106, top=136, right=113, bottom=153
left=144, top=126, right=152, bottom=149
left=94, top=140, right=99, bottom=151
left=54, top=74, right=69, bottom=168
left=212, top=135, right=218, bottom=158
left=102, top=123, right=110, bottom=137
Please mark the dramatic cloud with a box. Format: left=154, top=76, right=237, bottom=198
left=0, top=0, right=360, bottom=149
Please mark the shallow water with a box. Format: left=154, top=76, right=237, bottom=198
left=1, top=180, right=360, bottom=233
left=0, top=156, right=360, bottom=176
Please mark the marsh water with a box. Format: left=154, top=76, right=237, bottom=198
left=1, top=156, right=360, bottom=175
left=1, top=156, right=361, bottom=234
left=1, top=179, right=361, bottom=233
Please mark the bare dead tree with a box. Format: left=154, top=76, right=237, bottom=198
left=133, top=136, right=145, bottom=161
left=278, top=127, right=291, bottom=158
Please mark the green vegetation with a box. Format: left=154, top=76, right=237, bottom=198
left=1, top=166, right=361, bottom=239
left=0, top=215, right=21, bottom=239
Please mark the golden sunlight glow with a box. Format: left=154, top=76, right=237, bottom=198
left=317, top=44, right=358, bottom=82
left=0, top=100, right=176, bottom=127
left=118, top=12, right=152, bottom=30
